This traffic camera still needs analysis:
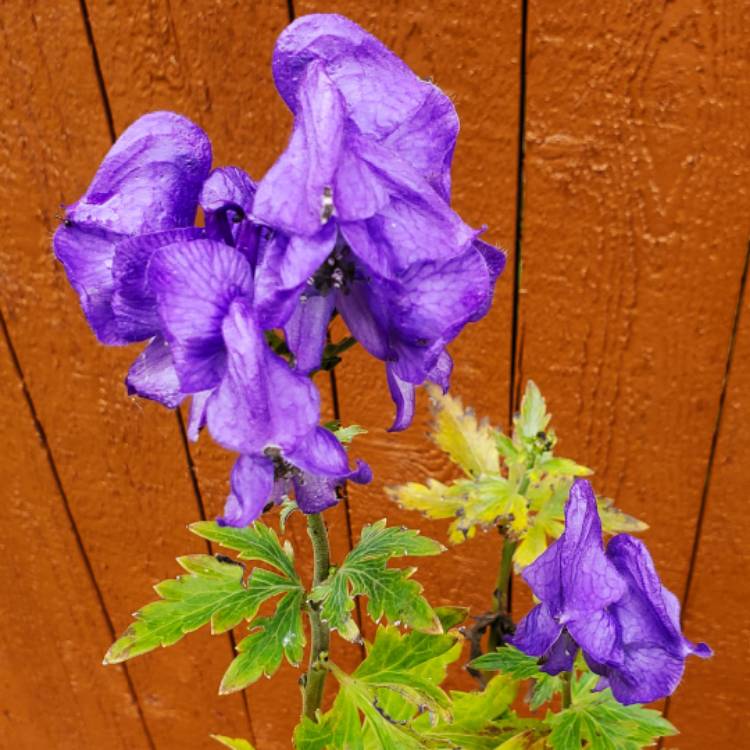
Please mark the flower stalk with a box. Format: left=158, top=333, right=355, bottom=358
left=302, top=512, right=332, bottom=720
left=561, top=671, right=573, bottom=709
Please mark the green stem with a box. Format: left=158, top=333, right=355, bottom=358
left=302, top=513, right=332, bottom=721
left=487, top=537, right=518, bottom=652
left=561, top=671, right=573, bottom=709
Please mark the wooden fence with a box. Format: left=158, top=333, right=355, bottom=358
left=1, top=1, right=748, bottom=748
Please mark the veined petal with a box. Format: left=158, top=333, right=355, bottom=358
left=148, top=239, right=253, bottom=392
left=254, top=223, right=337, bottom=328
left=219, top=455, right=276, bottom=527
left=111, top=227, right=205, bottom=342
left=540, top=630, right=578, bottom=675
left=65, top=111, right=211, bottom=236
left=125, top=336, right=183, bottom=408
left=428, top=350, right=453, bottom=392
left=254, top=61, right=345, bottom=236
left=53, top=223, right=126, bottom=344
left=470, top=238, right=507, bottom=322
left=200, top=166, right=257, bottom=246
left=285, top=426, right=350, bottom=477
left=335, top=282, right=390, bottom=361
left=206, top=301, right=320, bottom=455
left=284, top=293, right=336, bottom=374
left=510, top=603, right=563, bottom=658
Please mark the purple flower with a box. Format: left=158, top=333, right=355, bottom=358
left=511, top=479, right=711, bottom=704
left=144, top=236, right=370, bottom=526
left=252, top=14, right=505, bottom=429
left=590, top=535, right=712, bottom=704
left=511, top=480, right=627, bottom=670
left=53, top=112, right=212, bottom=345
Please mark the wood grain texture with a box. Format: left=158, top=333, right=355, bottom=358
left=517, top=0, right=750, bottom=627
left=664, top=262, right=750, bottom=746
left=0, top=1, right=250, bottom=747
left=294, top=0, right=521, bottom=689
left=0, top=334, right=152, bottom=749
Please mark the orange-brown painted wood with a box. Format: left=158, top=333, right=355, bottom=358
left=0, top=2, right=250, bottom=747
left=0, top=335, right=152, bottom=749
left=664, top=269, right=750, bottom=747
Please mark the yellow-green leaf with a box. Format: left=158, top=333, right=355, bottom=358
left=428, top=385, right=499, bottom=478
left=386, top=479, right=461, bottom=520
left=211, top=735, right=255, bottom=750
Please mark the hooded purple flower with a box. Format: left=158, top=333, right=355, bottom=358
left=53, top=112, right=212, bottom=346
left=145, top=236, right=370, bottom=526
left=511, top=479, right=627, bottom=670
left=511, top=479, right=711, bottom=704
left=251, top=14, right=505, bottom=429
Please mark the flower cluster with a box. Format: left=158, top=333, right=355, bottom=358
left=52, top=14, right=503, bottom=527
left=511, top=479, right=711, bottom=704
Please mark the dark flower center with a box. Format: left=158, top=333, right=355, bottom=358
left=309, top=240, right=357, bottom=295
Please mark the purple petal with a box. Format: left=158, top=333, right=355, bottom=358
left=566, top=609, right=623, bottom=666
left=206, top=301, right=320, bottom=455
left=336, top=282, right=390, bottom=361
left=292, top=473, right=339, bottom=515
left=387, top=248, right=491, bottom=343
left=125, top=336, right=183, bottom=408
left=333, top=144, right=389, bottom=222
left=65, top=111, right=211, bottom=236
left=428, top=350, right=453, bottom=392
left=200, top=167, right=257, bottom=247
left=470, top=239, right=507, bottom=322
left=148, top=239, right=253, bottom=392
left=253, top=223, right=337, bottom=328
left=53, top=224, right=126, bottom=344
left=386, top=365, right=416, bottom=432
left=111, top=227, right=205, bottom=342
left=539, top=630, right=578, bottom=675
left=218, top=455, right=275, bottom=527
left=284, top=293, right=336, bottom=374
left=510, top=603, right=563, bottom=658
left=284, top=426, right=350, bottom=477
left=187, top=390, right=211, bottom=442
left=253, top=61, right=344, bottom=236
left=272, top=15, right=458, bottom=196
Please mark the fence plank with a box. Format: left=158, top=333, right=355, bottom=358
left=293, top=0, right=522, bottom=688
left=515, top=0, right=750, bottom=646
left=664, top=260, right=750, bottom=745
left=0, top=333, right=152, bottom=749
left=0, top=2, right=251, bottom=747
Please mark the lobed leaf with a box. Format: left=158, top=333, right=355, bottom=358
left=105, top=555, right=261, bottom=664
left=312, top=521, right=444, bottom=642
left=211, top=735, right=255, bottom=750
left=190, top=520, right=298, bottom=580
left=428, top=384, right=499, bottom=478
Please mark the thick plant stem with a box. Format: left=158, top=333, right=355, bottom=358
left=561, top=671, right=573, bottom=709
left=487, top=537, right=518, bottom=652
left=302, top=512, right=332, bottom=721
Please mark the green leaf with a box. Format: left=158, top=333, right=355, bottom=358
left=211, top=735, right=255, bottom=750
left=434, top=605, right=469, bottom=630
left=515, top=381, right=550, bottom=442
left=470, top=645, right=542, bottom=679
left=532, top=457, right=592, bottom=478
left=312, top=520, right=444, bottom=641
left=387, top=479, right=463, bottom=521
left=528, top=673, right=562, bottom=711
left=546, top=674, right=678, bottom=750
left=428, top=384, right=499, bottom=478
left=413, top=674, right=522, bottom=749
left=190, top=520, right=298, bottom=580
left=220, top=586, right=305, bottom=693
left=294, top=690, right=363, bottom=750
left=104, top=555, right=260, bottom=664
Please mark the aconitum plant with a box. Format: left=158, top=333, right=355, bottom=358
left=54, top=13, right=708, bottom=750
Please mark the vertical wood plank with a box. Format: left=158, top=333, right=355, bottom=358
left=84, top=2, right=357, bottom=745
left=293, top=0, right=521, bottom=688
left=516, top=0, right=750, bottom=642
left=0, top=332, right=151, bottom=749
left=0, top=1, right=251, bottom=747
left=664, top=258, right=750, bottom=746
